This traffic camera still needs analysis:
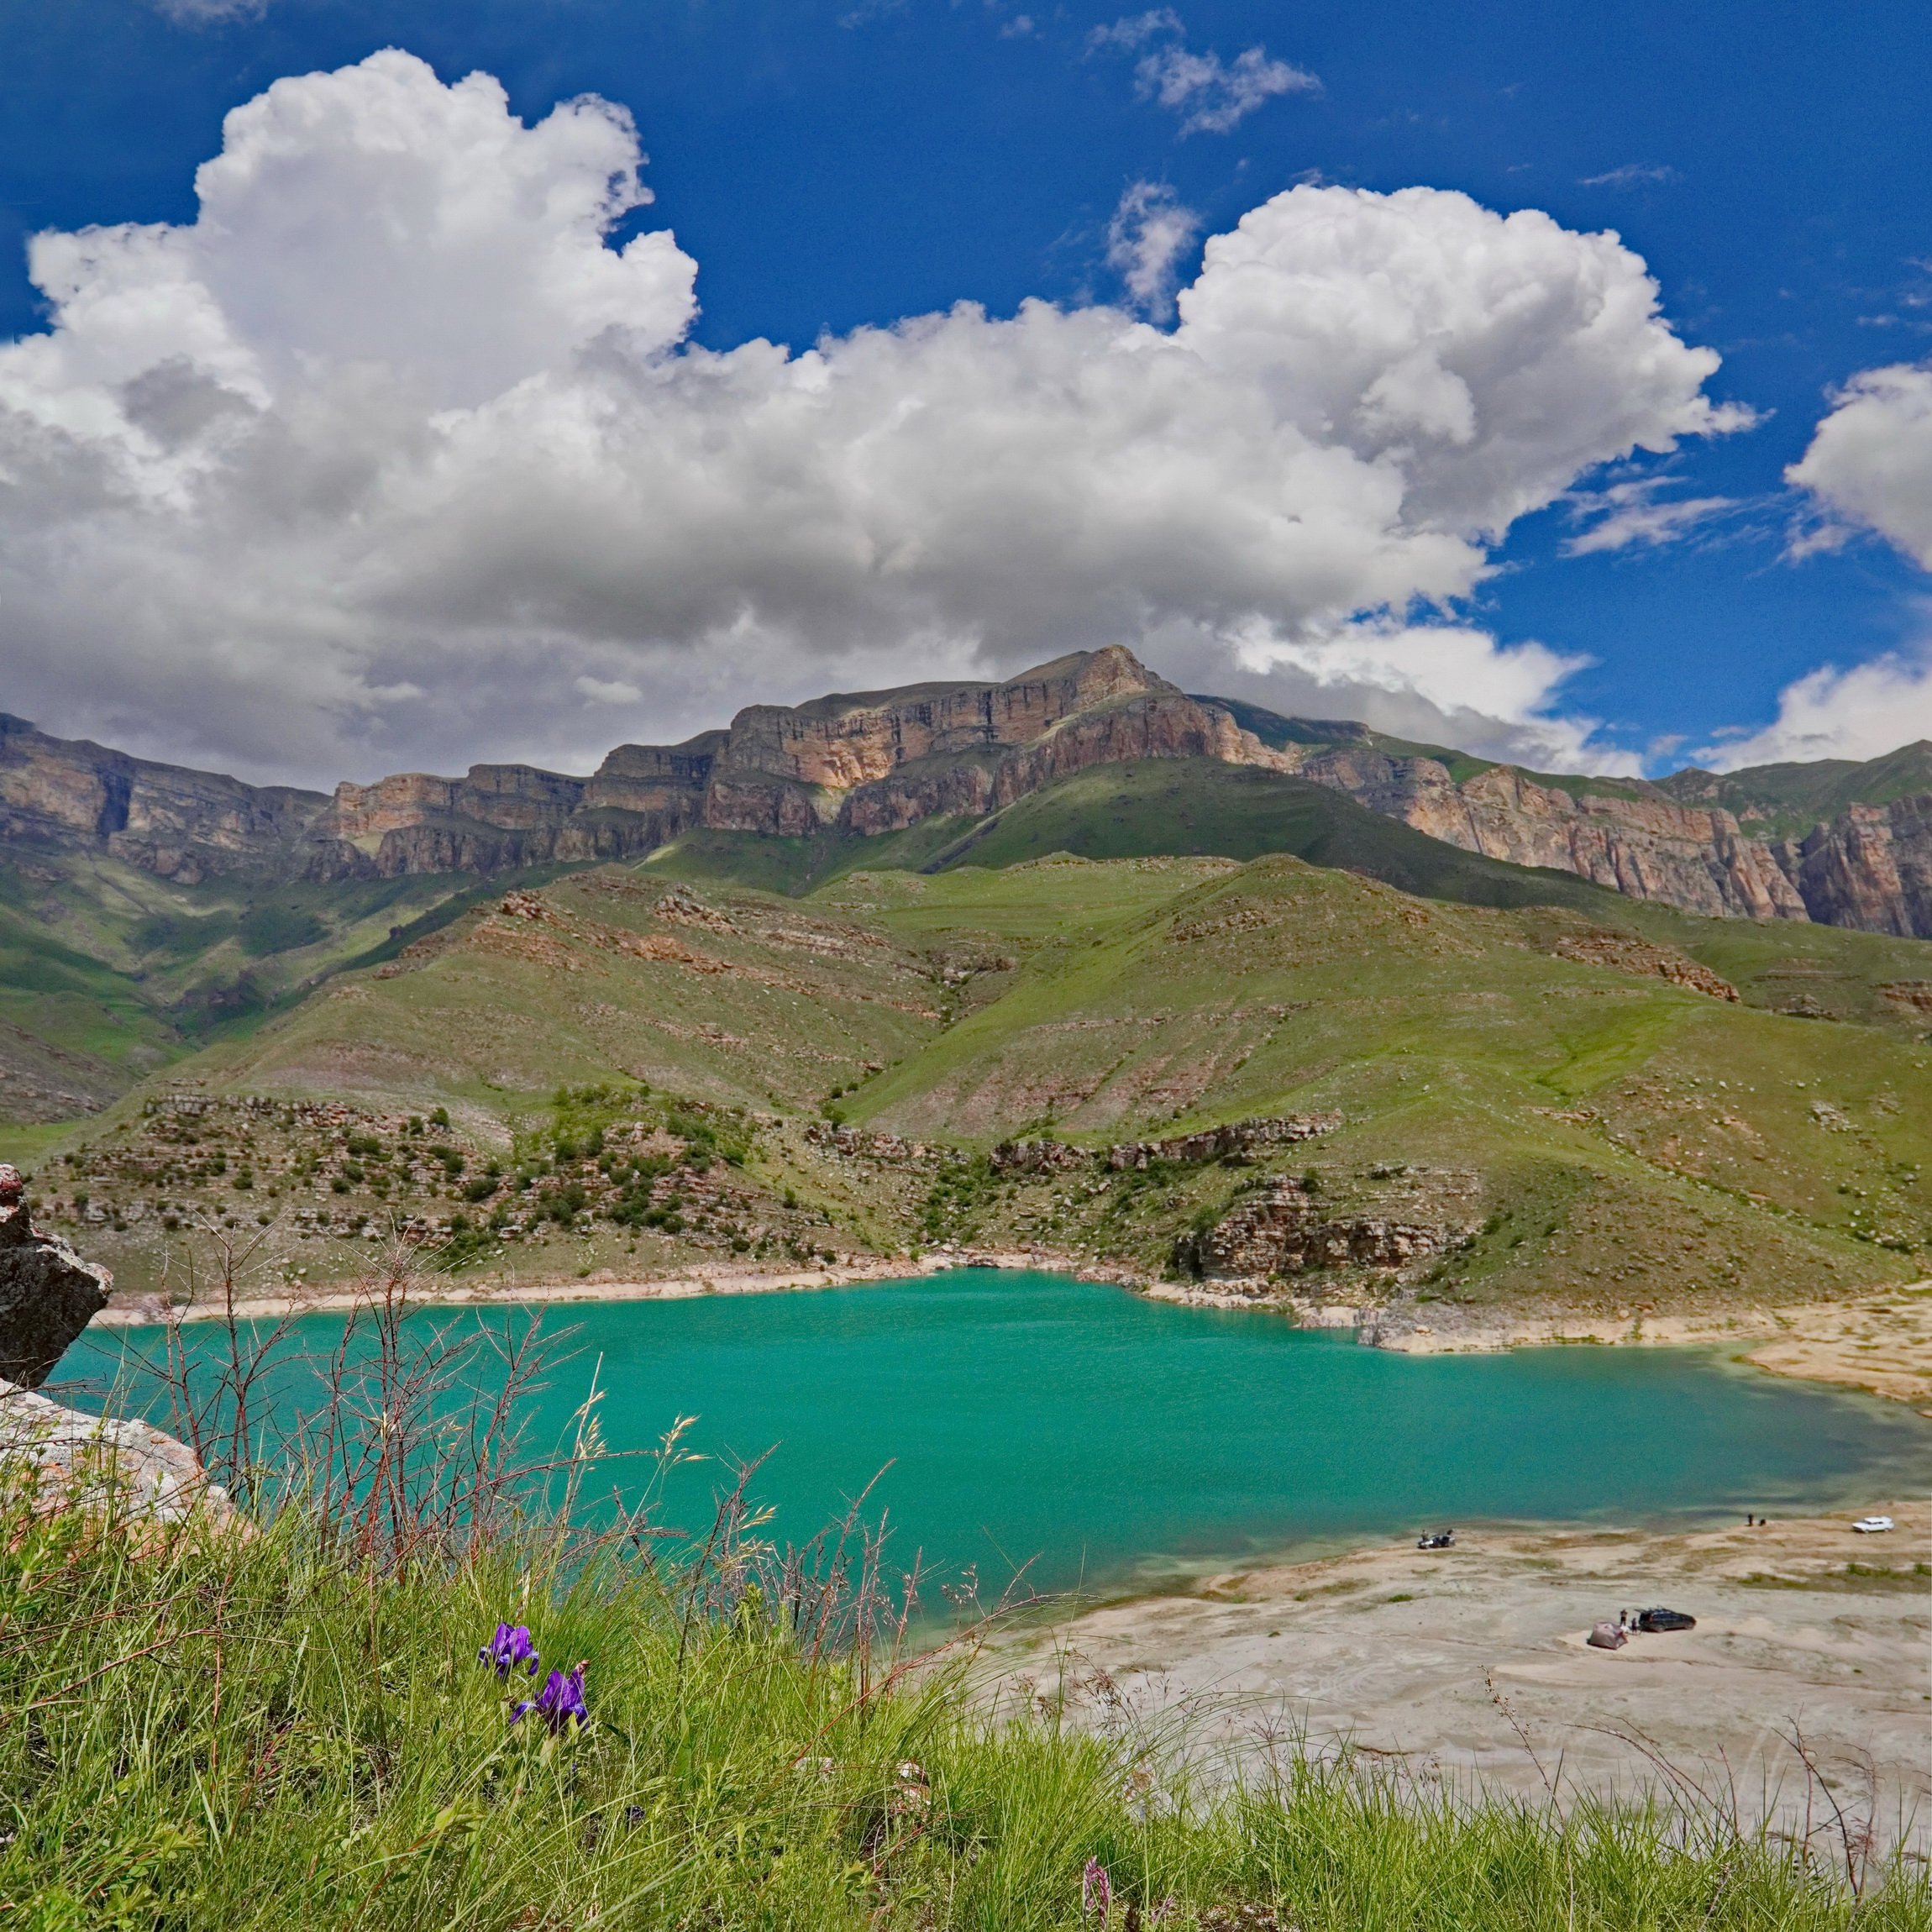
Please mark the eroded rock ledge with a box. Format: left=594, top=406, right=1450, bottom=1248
left=1175, top=1174, right=1473, bottom=1283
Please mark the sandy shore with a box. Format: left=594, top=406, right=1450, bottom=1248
left=990, top=1503, right=1932, bottom=1846
left=87, top=1245, right=1110, bottom=1329
left=92, top=1252, right=951, bottom=1327
left=1361, top=1284, right=1932, bottom=1415
left=1144, top=1275, right=1932, bottom=1412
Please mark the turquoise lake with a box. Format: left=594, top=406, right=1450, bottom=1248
left=60, top=1269, right=1931, bottom=1600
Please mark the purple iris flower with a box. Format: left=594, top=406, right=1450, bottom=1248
left=479, top=1621, right=539, bottom=1680
left=512, top=1662, right=589, bottom=1735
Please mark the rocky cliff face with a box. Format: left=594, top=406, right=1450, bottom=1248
left=1286, top=746, right=1810, bottom=922
left=0, top=714, right=328, bottom=885
left=7, top=658, right=1930, bottom=941
left=1773, top=796, right=1932, bottom=938
left=306, top=751, right=709, bottom=879
left=307, top=647, right=1279, bottom=861
left=698, top=647, right=1267, bottom=837
left=5, top=648, right=1264, bottom=884
left=1283, top=741, right=1932, bottom=938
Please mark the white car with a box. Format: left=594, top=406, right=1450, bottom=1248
left=1851, top=1516, right=1895, bottom=1534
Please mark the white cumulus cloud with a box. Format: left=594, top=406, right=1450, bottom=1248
left=1698, top=645, right=1932, bottom=769
left=0, top=50, right=1742, bottom=785
left=1788, top=360, right=1932, bottom=569
left=1710, top=355, right=1932, bottom=765
left=1226, top=617, right=1629, bottom=772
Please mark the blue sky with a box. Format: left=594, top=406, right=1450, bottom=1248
left=3, top=0, right=1931, bottom=783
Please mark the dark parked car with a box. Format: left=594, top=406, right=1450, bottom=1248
left=1416, top=1530, right=1456, bottom=1550
left=1635, top=1606, right=1696, bottom=1633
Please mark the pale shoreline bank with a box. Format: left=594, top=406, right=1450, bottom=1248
left=92, top=1246, right=1932, bottom=1413
left=988, top=1501, right=1932, bottom=1849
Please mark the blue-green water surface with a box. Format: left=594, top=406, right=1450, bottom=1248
left=61, top=1269, right=1930, bottom=1598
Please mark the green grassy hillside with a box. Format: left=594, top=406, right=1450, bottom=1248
left=644, top=753, right=1932, bottom=1044
left=841, top=857, right=1929, bottom=1306
left=30, top=847, right=1931, bottom=1318
left=17, top=728, right=1927, bottom=1156
left=0, top=847, right=564, bottom=1130
left=1656, top=741, right=1932, bottom=839
left=646, top=759, right=1641, bottom=916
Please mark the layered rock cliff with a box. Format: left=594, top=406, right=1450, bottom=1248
left=4, top=657, right=1929, bottom=941
left=308, top=647, right=1273, bottom=867
left=1277, top=738, right=1932, bottom=938
left=703, top=648, right=1260, bottom=837
left=302, top=750, right=713, bottom=879
left=1772, top=795, right=1932, bottom=938
left=1283, top=745, right=1811, bottom=923
left=0, top=714, right=327, bottom=884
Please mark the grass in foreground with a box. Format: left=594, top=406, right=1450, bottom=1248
left=1, top=1490, right=1923, bottom=1931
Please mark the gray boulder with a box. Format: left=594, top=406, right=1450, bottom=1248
left=0, top=1378, right=234, bottom=1526
left=0, top=1163, right=111, bottom=1388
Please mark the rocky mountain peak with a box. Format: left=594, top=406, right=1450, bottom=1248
left=3, top=653, right=1930, bottom=940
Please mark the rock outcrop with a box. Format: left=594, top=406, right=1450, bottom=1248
left=1175, top=1177, right=1466, bottom=1282
left=0, top=1166, right=110, bottom=1388
left=1104, top=1113, right=1342, bottom=1170
left=0, top=1378, right=234, bottom=1527
left=1549, top=932, right=1740, bottom=1001
left=984, top=1113, right=1341, bottom=1179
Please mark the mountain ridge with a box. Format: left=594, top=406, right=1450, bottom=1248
left=3, top=650, right=1930, bottom=937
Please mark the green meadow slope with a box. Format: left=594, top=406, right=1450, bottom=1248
left=29, top=843, right=1931, bottom=1320
left=0, top=844, right=556, bottom=1133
